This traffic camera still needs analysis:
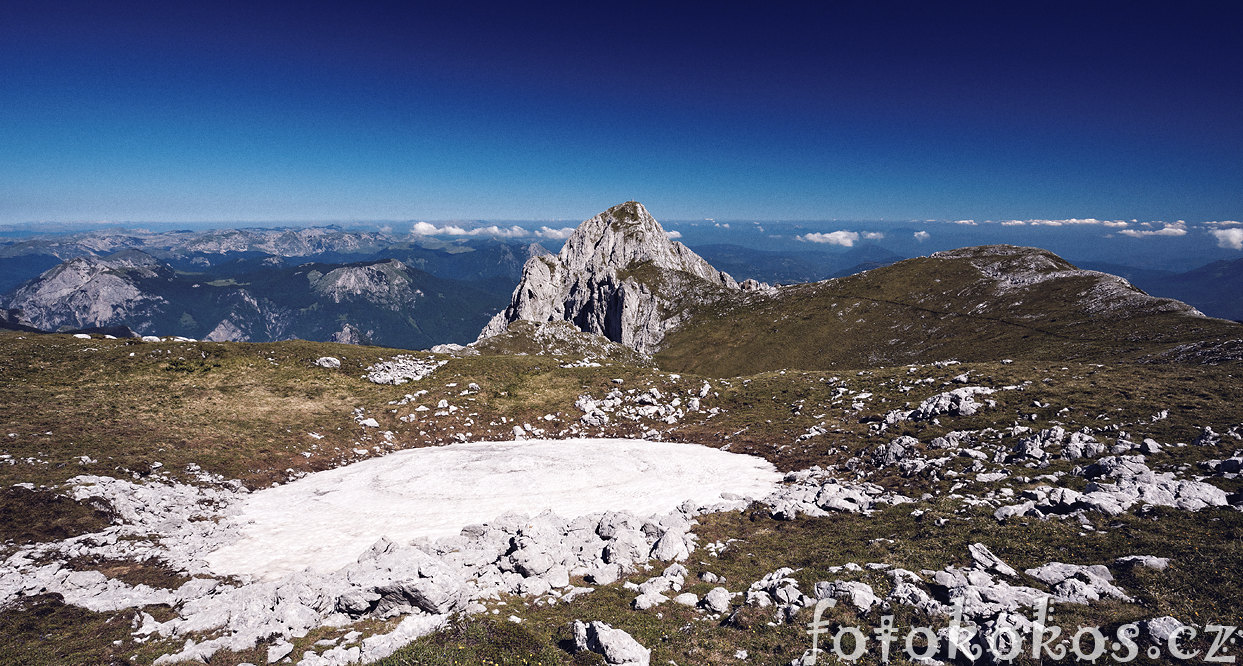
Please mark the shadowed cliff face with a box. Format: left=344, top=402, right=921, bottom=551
left=478, top=201, right=739, bottom=353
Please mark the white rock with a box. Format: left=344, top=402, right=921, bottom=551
left=1143, top=616, right=1186, bottom=643
left=572, top=620, right=651, bottom=666
left=1115, top=555, right=1169, bottom=571
left=967, top=543, right=1018, bottom=577
left=267, top=640, right=294, bottom=663
left=702, top=586, right=732, bottom=613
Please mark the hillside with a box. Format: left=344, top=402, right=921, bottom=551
left=1081, top=258, right=1243, bottom=323
left=657, top=245, right=1243, bottom=376
left=1, top=329, right=1241, bottom=665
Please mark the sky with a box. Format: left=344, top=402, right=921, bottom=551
left=2, top=1, right=1241, bottom=226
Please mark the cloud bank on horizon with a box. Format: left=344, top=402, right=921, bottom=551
left=784, top=218, right=1243, bottom=252
left=411, top=222, right=576, bottom=240
left=347, top=216, right=1243, bottom=256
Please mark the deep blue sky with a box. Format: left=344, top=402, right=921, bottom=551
left=2, top=1, right=1240, bottom=224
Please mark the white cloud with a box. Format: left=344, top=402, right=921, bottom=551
left=862, top=231, right=884, bottom=240
left=1206, top=220, right=1241, bottom=227
left=1118, top=221, right=1187, bottom=238
left=411, top=222, right=541, bottom=238
left=479, top=225, right=532, bottom=238
left=665, top=230, right=682, bottom=240
left=1212, top=228, right=1243, bottom=250
left=913, top=230, right=930, bottom=242
left=1025, top=218, right=1129, bottom=228
left=993, top=218, right=1129, bottom=228
left=797, top=230, right=859, bottom=247
left=534, top=226, right=576, bottom=240
left=952, top=219, right=977, bottom=226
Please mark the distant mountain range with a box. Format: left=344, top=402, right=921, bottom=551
left=1079, top=259, right=1243, bottom=323
left=690, top=243, right=906, bottom=284
left=0, top=228, right=551, bottom=347
left=1, top=218, right=1239, bottom=350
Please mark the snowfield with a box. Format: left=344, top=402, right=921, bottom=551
left=204, top=438, right=782, bottom=580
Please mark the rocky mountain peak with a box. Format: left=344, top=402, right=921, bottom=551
left=478, top=202, right=738, bottom=353
left=557, top=201, right=734, bottom=285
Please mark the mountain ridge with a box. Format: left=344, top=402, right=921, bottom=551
left=656, top=243, right=1243, bottom=375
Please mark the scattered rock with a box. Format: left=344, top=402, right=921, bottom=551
left=1143, top=616, right=1186, bottom=643
left=364, top=356, right=447, bottom=385
left=572, top=620, right=651, bottom=666
left=967, top=543, right=1018, bottom=577
left=1115, top=555, right=1169, bottom=571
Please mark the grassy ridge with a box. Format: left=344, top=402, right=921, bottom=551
left=656, top=248, right=1243, bottom=376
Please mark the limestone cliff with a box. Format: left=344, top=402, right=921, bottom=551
left=478, top=202, right=738, bottom=353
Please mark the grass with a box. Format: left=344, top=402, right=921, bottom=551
left=1, top=329, right=1241, bottom=664
left=0, top=333, right=398, bottom=490
left=656, top=248, right=1243, bottom=376
left=0, top=595, right=134, bottom=666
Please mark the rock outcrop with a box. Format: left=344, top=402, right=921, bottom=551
left=469, top=320, right=651, bottom=365
left=478, top=202, right=738, bottom=353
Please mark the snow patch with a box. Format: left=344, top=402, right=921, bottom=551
left=204, top=438, right=781, bottom=580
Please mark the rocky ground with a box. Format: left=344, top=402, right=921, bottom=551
left=1, top=331, right=1241, bottom=665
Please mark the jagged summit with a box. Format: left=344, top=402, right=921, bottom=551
left=478, top=202, right=739, bottom=353
left=555, top=201, right=733, bottom=284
